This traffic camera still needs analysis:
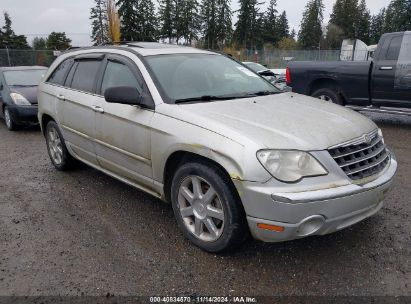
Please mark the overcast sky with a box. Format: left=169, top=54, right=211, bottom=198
left=0, top=0, right=391, bottom=46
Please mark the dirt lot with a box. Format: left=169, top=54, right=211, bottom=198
left=0, top=112, right=410, bottom=297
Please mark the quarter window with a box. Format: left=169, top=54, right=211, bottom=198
left=101, top=61, right=141, bottom=95
left=70, top=60, right=102, bottom=93
left=47, top=58, right=74, bottom=85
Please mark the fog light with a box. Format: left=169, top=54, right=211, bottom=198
left=296, top=215, right=325, bottom=237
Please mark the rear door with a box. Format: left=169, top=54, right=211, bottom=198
left=93, top=54, right=155, bottom=188
left=372, top=33, right=408, bottom=106
left=60, top=54, right=105, bottom=166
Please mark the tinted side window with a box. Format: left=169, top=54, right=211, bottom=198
left=47, top=58, right=74, bottom=85
left=101, top=61, right=142, bottom=95
left=70, top=60, right=101, bottom=93
left=385, top=36, right=403, bottom=60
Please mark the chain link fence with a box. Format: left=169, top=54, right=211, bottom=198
left=0, top=49, right=56, bottom=67
left=230, top=49, right=341, bottom=68
left=0, top=48, right=341, bottom=69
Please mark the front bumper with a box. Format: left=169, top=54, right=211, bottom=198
left=234, top=153, right=397, bottom=243
left=8, top=104, right=38, bottom=125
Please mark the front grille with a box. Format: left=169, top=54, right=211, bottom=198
left=329, top=131, right=390, bottom=181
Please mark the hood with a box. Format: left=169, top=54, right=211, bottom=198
left=164, top=93, right=377, bottom=151
left=9, top=86, right=39, bottom=105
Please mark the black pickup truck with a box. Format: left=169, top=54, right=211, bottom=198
left=287, top=32, right=411, bottom=113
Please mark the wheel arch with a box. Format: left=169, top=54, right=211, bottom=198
left=40, top=113, right=55, bottom=135
left=162, top=150, right=242, bottom=204
left=309, top=78, right=347, bottom=104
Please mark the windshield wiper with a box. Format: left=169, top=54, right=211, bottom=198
left=174, top=95, right=240, bottom=104
left=247, top=90, right=281, bottom=97
left=10, top=84, right=37, bottom=87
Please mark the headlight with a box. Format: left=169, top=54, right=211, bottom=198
left=257, top=150, right=328, bottom=183
left=10, top=93, right=31, bottom=106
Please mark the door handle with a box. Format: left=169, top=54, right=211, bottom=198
left=91, top=105, right=105, bottom=113
left=57, top=94, right=65, bottom=101
left=379, top=66, right=393, bottom=70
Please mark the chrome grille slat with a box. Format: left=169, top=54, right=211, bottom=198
left=346, top=152, right=390, bottom=176
left=340, top=144, right=387, bottom=168
left=331, top=135, right=381, bottom=159
left=329, top=132, right=390, bottom=181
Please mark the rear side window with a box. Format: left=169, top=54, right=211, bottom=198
left=70, top=60, right=101, bottom=93
left=47, top=58, right=74, bottom=85
left=385, top=36, right=403, bottom=60
left=101, top=61, right=142, bottom=95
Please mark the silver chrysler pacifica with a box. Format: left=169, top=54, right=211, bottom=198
left=37, top=43, right=397, bottom=252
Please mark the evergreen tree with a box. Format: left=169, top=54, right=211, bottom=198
left=176, top=0, right=200, bottom=45
left=329, top=0, right=359, bottom=38
left=116, top=0, right=158, bottom=41
left=262, top=0, right=279, bottom=45
left=216, top=0, right=233, bottom=48
left=140, top=0, right=158, bottom=41
left=46, top=32, right=72, bottom=50
left=0, top=12, right=30, bottom=49
left=298, top=0, right=324, bottom=49
left=277, top=11, right=289, bottom=39
left=290, top=28, right=296, bottom=40
left=356, top=0, right=371, bottom=44
left=116, top=0, right=137, bottom=40
left=384, top=0, right=411, bottom=33
left=234, top=0, right=263, bottom=49
left=90, top=0, right=109, bottom=45
left=32, top=37, right=47, bottom=50
left=370, top=8, right=385, bottom=44
left=201, top=0, right=217, bottom=49
left=158, top=0, right=175, bottom=42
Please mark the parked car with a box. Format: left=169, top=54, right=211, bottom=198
left=243, top=62, right=277, bottom=83
left=287, top=32, right=411, bottom=115
left=38, top=43, right=397, bottom=252
left=0, top=66, right=48, bottom=130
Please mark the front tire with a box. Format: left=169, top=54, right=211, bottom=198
left=170, top=161, right=248, bottom=253
left=4, top=106, right=17, bottom=131
left=45, top=121, right=77, bottom=171
left=312, top=88, right=343, bottom=105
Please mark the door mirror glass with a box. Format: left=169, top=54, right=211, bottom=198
left=104, top=86, right=141, bottom=105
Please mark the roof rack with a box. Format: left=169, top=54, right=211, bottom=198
left=99, top=41, right=184, bottom=49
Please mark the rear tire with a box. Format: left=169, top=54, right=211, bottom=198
left=45, top=121, right=77, bottom=171
left=312, top=88, right=343, bottom=105
left=3, top=106, right=17, bottom=131
left=170, top=160, right=248, bottom=253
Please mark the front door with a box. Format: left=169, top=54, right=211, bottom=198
left=94, top=54, right=155, bottom=188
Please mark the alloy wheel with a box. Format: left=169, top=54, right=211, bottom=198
left=47, top=127, right=63, bottom=165
left=178, top=175, right=225, bottom=242
left=4, top=108, right=12, bottom=129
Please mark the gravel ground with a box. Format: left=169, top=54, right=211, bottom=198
left=0, top=112, right=410, bottom=297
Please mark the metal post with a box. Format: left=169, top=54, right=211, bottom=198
left=5, top=45, right=11, bottom=67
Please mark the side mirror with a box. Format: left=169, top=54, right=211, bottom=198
left=104, top=86, right=141, bottom=105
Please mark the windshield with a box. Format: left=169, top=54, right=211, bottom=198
left=4, top=69, right=47, bottom=86
left=244, top=62, right=267, bottom=73
left=145, top=54, right=279, bottom=104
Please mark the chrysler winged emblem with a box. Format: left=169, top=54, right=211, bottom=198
left=363, top=133, right=373, bottom=145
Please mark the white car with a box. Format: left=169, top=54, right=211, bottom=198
left=37, top=43, right=397, bottom=252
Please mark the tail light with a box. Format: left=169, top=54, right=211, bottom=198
left=286, top=67, right=291, bottom=85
